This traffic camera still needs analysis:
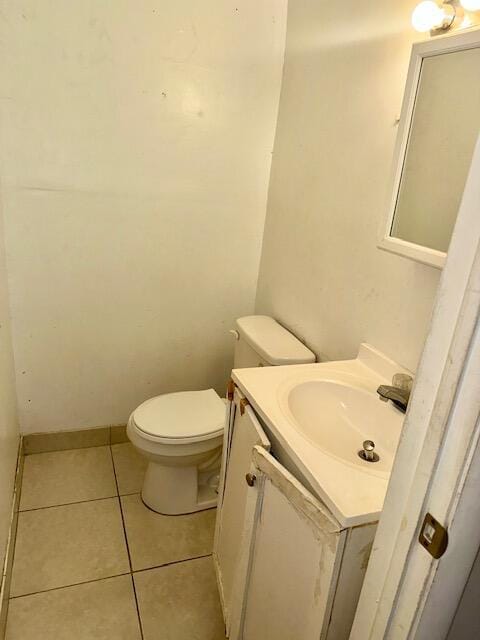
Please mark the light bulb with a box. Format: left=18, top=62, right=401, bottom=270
left=460, top=0, right=480, bottom=10
left=411, top=1, right=445, bottom=32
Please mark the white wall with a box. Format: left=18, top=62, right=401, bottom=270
left=447, top=546, right=480, bottom=639
left=0, top=199, right=19, bottom=575
left=0, top=1, right=287, bottom=434
left=255, top=0, right=442, bottom=372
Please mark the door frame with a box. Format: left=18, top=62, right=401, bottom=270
left=350, top=136, right=480, bottom=639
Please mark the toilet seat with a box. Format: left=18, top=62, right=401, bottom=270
left=131, top=389, right=225, bottom=445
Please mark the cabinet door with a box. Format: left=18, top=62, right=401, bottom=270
left=214, top=389, right=271, bottom=634
left=240, top=446, right=345, bottom=640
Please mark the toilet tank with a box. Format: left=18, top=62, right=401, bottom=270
left=232, top=316, right=316, bottom=368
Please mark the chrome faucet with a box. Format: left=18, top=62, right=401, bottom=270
left=377, top=373, right=413, bottom=414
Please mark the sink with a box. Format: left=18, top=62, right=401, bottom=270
left=282, top=379, right=404, bottom=474
left=232, top=343, right=410, bottom=526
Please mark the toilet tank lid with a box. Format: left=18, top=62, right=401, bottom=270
left=235, top=316, right=315, bottom=366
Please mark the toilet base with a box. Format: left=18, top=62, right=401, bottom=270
left=141, top=460, right=219, bottom=515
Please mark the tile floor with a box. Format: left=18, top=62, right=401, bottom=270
left=5, top=443, right=226, bottom=640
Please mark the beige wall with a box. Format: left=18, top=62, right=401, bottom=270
left=0, top=1, right=287, bottom=434
left=255, top=0, right=441, bottom=372
left=447, top=546, right=480, bottom=639
left=0, top=200, right=19, bottom=576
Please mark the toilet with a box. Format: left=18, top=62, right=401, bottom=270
left=127, top=315, right=315, bottom=515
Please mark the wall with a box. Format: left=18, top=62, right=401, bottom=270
left=447, top=546, right=480, bottom=639
left=0, top=0, right=287, bottom=433
left=255, top=0, right=441, bottom=372
left=0, top=198, right=19, bottom=577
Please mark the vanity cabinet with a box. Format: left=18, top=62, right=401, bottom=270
left=214, top=387, right=377, bottom=640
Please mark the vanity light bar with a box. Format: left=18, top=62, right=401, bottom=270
left=411, top=0, right=480, bottom=33
left=411, top=1, right=455, bottom=32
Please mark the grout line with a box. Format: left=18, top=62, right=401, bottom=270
left=132, top=552, right=213, bottom=575
left=9, top=572, right=132, bottom=600
left=107, top=447, right=127, bottom=565
left=130, top=574, right=145, bottom=640
left=18, top=494, right=118, bottom=513
left=109, top=446, right=145, bottom=640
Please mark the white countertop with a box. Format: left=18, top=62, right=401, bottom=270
left=232, top=344, right=410, bottom=528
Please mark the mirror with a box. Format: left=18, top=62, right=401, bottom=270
left=379, top=30, right=480, bottom=268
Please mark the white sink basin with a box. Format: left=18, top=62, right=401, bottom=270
left=232, top=344, right=410, bottom=526
left=284, top=379, right=403, bottom=474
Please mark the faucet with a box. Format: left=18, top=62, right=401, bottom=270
left=377, top=373, right=413, bottom=414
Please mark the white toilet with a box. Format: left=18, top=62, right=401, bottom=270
left=127, top=315, right=315, bottom=515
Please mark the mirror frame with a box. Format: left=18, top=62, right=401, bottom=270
left=378, top=28, right=480, bottom=269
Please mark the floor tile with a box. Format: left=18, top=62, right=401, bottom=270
left=20, top=446, right=117, bottom=510
left=111, top=443, right=147, bottom=495
left=121, top=494, right=216, bottom=571
left=11, top=498, right=130, bottom=597
left=6, top=575, right=141, bottom=640
left=134, top=556, right=225, bottom=640
left=23, top=428, right=109, bottom=454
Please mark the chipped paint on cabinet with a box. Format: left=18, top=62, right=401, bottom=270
left=215, top=391, right=377, bottom=639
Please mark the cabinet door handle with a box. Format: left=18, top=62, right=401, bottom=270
left=240, top=398, right=250, bottom=415
left=245, top=473, right=256, bottom=487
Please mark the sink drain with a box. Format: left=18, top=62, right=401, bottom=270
left=358, top=440, right=379, bottom=462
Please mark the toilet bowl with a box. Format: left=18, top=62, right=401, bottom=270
left=127, top=315, right=316, bottom=515
left=127, top=388, right=226, bottom=515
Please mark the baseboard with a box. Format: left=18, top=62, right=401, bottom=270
left=23, top=425, right=128, bottom=455
left=0, top=437, right=24, bottom=638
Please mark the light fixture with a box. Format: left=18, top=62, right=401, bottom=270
left=411, top=1, right=456, bottom=32
left=460, top=0, right=480, bottom=10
